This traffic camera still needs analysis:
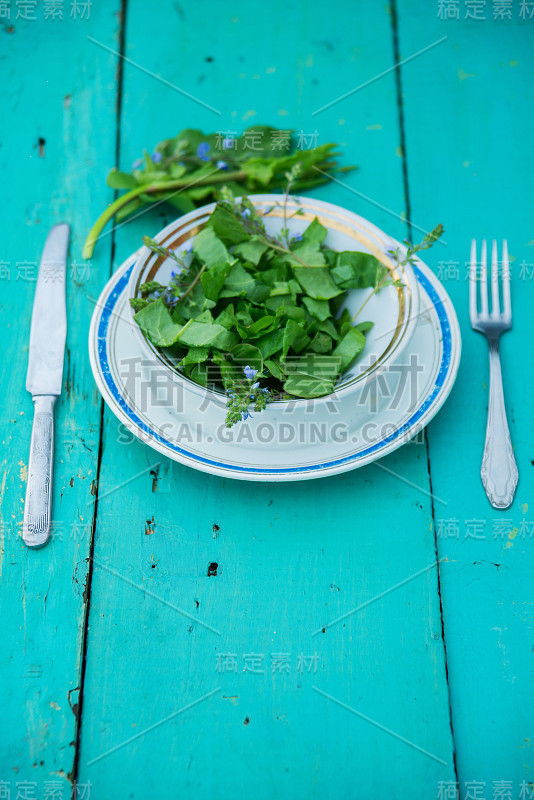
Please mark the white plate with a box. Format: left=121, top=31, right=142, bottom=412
left=89, top=249, right=461, bottom=482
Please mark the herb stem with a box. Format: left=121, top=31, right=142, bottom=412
left=178, top=263, right=207, bottom=302
left=265, top=240, right=311, bottom=267
left=82, top=170, right=246, bottom=259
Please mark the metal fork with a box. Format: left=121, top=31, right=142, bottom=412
left=470, top=239, right=518, bottom=508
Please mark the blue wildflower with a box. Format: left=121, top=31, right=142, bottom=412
left=132, top=158, right=143, bottom=169
left=197, top=142, right=210, bottom=161
left=152, top=151, right=162, bottom=163
left=252, top=381, right=259, bottom=389
left=241, top=208, right=251, bottom=219
left=153, top=291, right=160, bottom=299
left=262, top=388, right=270, bottom=394
left=244, top=365, right=258, bottom=380
left=222, top=137, right=234, bottom=150
left=242, top=410, right=252, bottom=421
left=292, top=232, right=303, bottom=242
left=216, top=160, right=228, bottom=170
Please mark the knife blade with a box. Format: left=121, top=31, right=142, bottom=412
left=23, top=224, right=69, bottom=548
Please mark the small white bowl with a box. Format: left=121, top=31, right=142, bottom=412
left=127, top=194, right=420, bottom=406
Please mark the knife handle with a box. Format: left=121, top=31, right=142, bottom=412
left=23, top=395, right=57, bottom=548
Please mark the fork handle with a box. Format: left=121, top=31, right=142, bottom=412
left=481, top=340, right=518, bottom=508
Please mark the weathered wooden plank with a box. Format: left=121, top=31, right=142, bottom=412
left=0, top=6, right=121, bottom=791
left=396, top=1, right=534, bottom=790
left=76, top=1, right=456, bottom=796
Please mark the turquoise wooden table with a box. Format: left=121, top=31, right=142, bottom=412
left=2, top=2, right=533, bottom=797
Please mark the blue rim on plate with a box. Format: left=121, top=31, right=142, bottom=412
left=90, top=254, right=461, bottom=481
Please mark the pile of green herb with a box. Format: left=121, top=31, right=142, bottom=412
left=83, top=126, right=355, bottom=258
left=130, top=181, right=443, bottom=427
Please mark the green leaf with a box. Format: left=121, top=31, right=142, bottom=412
left=274, top=302, right=306, bottom=322
left=180, top=282, right=216, bottom=318
left=337, top=308, right=353, bottom=337
left=269, top=281, right=293, bottom=297
left=265, top=294, right=293, bottom=313
left=332, top=326, right=366, bottom=370
left=171, top=305, right=186, bottom=325
left=332, top=251, right=385, bottom=289
left=355, top=320, right=374, bottom=334
left=168, top=162, right=187, bottom=179
left=194, top=309, right=214, bottom=324
left=288, top=278, right=301, bottom=296
left=180, top=347, right=211, bottom=366
left=233, top=238, right=269, bottom=266
left=242, top=158, right=275, bottom=186
left=255, top=327, right=285, bottom=359
left=286, top=243, right=326, bottom=267
left=302, top=296, right=331, bottom=321
left=106, top=169, right=138, bottom=190
left=292, top=267, right=343, bottom=300
left=322, top=248, right=338, bottom=267
left=314, top=318, right=340, bottom=340
left=261, top=263, right=289, bottom=287
left=235, top=302, right=254, bottom=328
left=193, top=227, right=231, bottom=267
left=309, top=332, right=333, bottom=353
left=241, top=125, right=294, bottom=159
left=283, top=373, right=334, bottom=398
left=302, top=216, right=328, bottom=245
left=244, top=315, right=277, bottom=337
left=221, top=262, right=256, bottom=296
left=282, top=319, right=311, bottom=359
left=134, top=299, right=182, bottom=347
left=201, top=261, right=234, bottom=301
left=245, top=281, right=271, bottom=304
left=215, top=303, right=238, bottom=330
left=165, top=128, right=209, bottom=155
left=229, top=343, right=263, bottom=372
left=189, top=362, right=211, bottom=387
left=211, top=327, right=240, bottom=350
left=209, top=203, right=251, bottom=246
left=176, top=319, right=238, bottom=349
left=264, top=358, right=285, bottom=381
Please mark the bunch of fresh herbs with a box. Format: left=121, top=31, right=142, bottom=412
left=83, top=126, right=355, bottom=259
left=130, top=185, right=443, bottom=427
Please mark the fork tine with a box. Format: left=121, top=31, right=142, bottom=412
left=469, top=239, right=478, bottom=324
left=480, top=239, right=488, bottom=317
left=502, top=239, right=511, bottom=321
left=491, top=239, right=500, bottom=316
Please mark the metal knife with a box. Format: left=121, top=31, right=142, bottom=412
left=23, top=224, right=69, bottom=548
